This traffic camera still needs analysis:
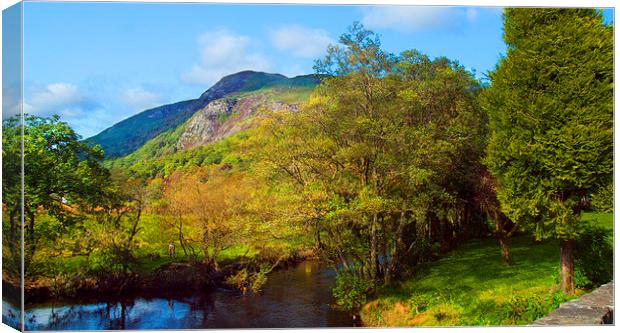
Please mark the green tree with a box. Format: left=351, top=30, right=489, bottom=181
left=257, top=23, right=485, bottom=290
left=2, top=114, right=114, bottom=276
left=2, top=116, right=24, bottom=276
left=484, top=9, right=613, bottom=293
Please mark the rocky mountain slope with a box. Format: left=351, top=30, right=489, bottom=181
left=177, top=90, right=299, bottom=150
left=87, top=71, right=320, bottom=158
left=103, top=73, right=319, bottom=176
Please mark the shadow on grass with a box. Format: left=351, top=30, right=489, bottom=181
left=375, top=235, right=561, bottom=309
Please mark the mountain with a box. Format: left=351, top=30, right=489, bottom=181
left=105, top=76, right=317, bottom=177
left=86, top=71, right=321, bottom=158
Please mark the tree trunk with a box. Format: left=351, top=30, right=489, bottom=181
left=560, top=239, right=575, bottom=293
left=8, top=206, right=21, bottom=276
left=498, top=235, right=511, bottom=264
left=314, top=219, right=322, bottom=251
left=370, top=213, right=378, bottom=285
left=212, top=249, right=220, bottom=271
left=177, top=215, right=187, bottom=256
left=24, top=212, right=36, bottom=276
left=386, top=212, right=406, bottom=285
left=494, top=214, right=512, bottom=265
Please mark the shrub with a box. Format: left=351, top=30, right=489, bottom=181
left=551, top=265, right=591, bottom=290
left=250, top=267, right=269, bottom=293
left=549, top=227, right=612, bottom=289
left=226, top=268, right=250, bottom=291
left=501, top=291, right=571, bottom=324
left=333, top=271, right=373, bottom=313
left=574, top=225, right=613, bottom=287
left=225, top=266, right=270, bottom=293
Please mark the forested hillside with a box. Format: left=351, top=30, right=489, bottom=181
left=105, top=83, right=315, bottom=178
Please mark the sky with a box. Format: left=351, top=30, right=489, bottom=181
left=8, top=1, right=613, bottom=138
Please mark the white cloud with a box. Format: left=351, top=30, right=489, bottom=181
left=182, top=29, right=272, bottom=86
left=121, top=87, right=162, bottom=111
left=270, top=25, right=334, bottom=58
left=21, top=83, right=113, bottom=138
left=23, top=83, right=101, bottom=119
left=24, top=83, right=81, bottom=115
left=362, top=6, right=478, bottom=33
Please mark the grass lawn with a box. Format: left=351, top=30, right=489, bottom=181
left=581, top=211, right=614, bottom=231
left=360, top=212, right=613, bottom=327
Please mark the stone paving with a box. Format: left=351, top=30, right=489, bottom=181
left=532, top=281, right=614, bottom=325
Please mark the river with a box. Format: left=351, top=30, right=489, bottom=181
left=7, top=261, right=355, bottom=330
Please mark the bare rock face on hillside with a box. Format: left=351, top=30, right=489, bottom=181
left=177, top=95, right=298, bottom=150
left=177, top=99, right=236, bottom=150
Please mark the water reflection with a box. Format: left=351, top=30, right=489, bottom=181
left=22, top=261, right=354, bottom=330
left=2, top=302, right=21, bottom=329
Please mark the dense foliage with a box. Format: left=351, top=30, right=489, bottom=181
left=253, top=24, right=487, bottom=295
left=107, top=131, right=245, bottom=179
left=483, top=8, right=613, bottom=292
left=573, top=223, right=613, bottom=288
left=3, top=115, right=115, bottom=275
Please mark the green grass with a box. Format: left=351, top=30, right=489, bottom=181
left=581, top=211, right=614, bottom=231
left=361, top=236, right=573, bottom=326
left=229, top=85, right=314, bottom=105
left=268, top=87, right=314, bottom=104
left=215, top=245, right=259, bottom=262
left=361, top=212, right=614, bottom=327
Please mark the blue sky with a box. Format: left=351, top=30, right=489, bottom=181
left=16, top=1, right=613, bottom=138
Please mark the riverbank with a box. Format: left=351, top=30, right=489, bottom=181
left=359, top=212, right=613, bottom=326
left=13, top=249, right=313, bottom=305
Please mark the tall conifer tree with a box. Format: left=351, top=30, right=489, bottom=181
left=484, top=9, right=613, bottom=293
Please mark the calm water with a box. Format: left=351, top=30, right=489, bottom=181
left=16, top=261, right=354, bottom=330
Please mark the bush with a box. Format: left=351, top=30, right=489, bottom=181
left=226, top=268, right=250, bottom=291
left=549, top=225, right=612, bottom=289
left=574, top=225, right=613, bottom=287
left=402, top=236, right=433, bottom=270
left=225, top=265, right=270, bottom=293
left=552, top=264, right=592, bottom=290
left=332, top=271, right=373, bottom=313
left=501, top=291, right=571, bottom=324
